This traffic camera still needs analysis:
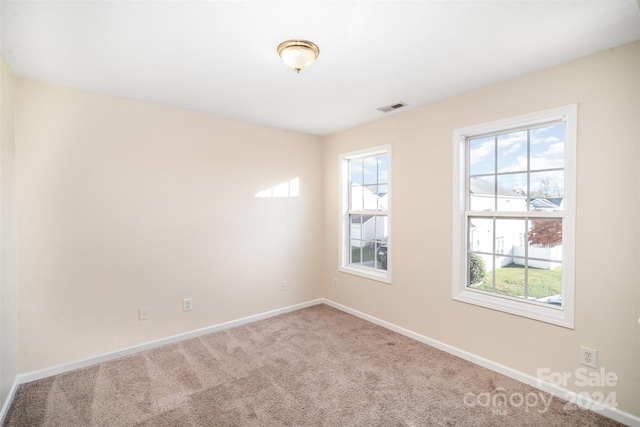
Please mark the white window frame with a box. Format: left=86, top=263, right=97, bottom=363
left=452, top=105, right=577, bottom=328
left=339, top=145, right=391, bottom=284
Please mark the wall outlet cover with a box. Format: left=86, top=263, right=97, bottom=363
left=580, top=346, right=597, bottom=368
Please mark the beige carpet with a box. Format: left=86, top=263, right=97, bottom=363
left=3, top=304, right=622, bottom=426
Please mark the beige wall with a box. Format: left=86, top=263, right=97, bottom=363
left=15, top=80, right=323, bottom=372
left=0, top=55, right=17, bottom=404
left=5, top=40, right=639, bottom=418
left=323, top=41, right=640, bottom=415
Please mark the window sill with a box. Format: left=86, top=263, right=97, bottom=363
left=453, top=288, right=574, bottom=329
left=339, top=265, right=391, bottom=284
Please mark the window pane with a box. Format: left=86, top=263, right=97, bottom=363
left=362, top=242, right=375, bottom=266
left=375, top=216, right=388, bottom=242
left=468, top=217, right=493, bottom=253
left=495, top=219, right=526, bottom=297
left=469, top=176, right=496, bottom=211
left=494, top=263, right=526, bottom=299
left=350, top=215, right=362, bottom=240
left=497, top=174, right=527, bottom=211
left=528, top=219, right=563, bottom=256
left=527, top=218, right=563, bottom=303
left=469, top=136, right=495, bottom=175
left=375, top=243, right=388, bottom=270
left=497, top=131, right=527, bottom=173
left=530, top=171, right=564, bottom=211
left=530, top=124, right=565, bottom=171
left=361, top=215, right=374, bottom=241
left=468, top=252, right=488, bottom=286
left=378, top=184, right=388, bottom=211
left=350, top=240, right=379, bottom=267
left=350, top=184, right=363, bottom=210
left=363, top=185, right=378, bottom=210
left=530, top=262, right=563, bottom=305
left=350, top=240, right=362, bottom=264
left=496, top=218, right=526, bottom=258
left=350, top=158, right=363, bottom=185
left=378, top=155, right=389, bottom=184
left=363, top=156, right=378, bottom=185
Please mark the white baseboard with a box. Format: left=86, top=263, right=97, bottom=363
left=0, top=378, right=20, bottom=426
left=322, top=298, right=640, bottom=427
left=2, top=297, right=638, bottom=427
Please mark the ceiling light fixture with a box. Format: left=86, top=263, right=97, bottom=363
left=277, top=40, right=320, bottom=73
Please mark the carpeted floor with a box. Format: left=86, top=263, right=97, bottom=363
left=3, top=304, right=622, bottom=426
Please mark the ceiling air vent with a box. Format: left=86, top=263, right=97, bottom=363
left=377, top=102, right=407, bottom=113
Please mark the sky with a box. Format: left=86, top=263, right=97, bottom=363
left=469, top=123, right=565, bottom=199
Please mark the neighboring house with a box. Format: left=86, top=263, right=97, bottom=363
left=469, top=177, right=528, bottom=212
left=530, top=197, right=564, bottom=211
left=350, top=184, right=388, bottom=247
left=469, top=178, right=526, bottom=271
left=469, top=178, right=561, bottom=271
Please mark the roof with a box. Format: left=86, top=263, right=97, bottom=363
left=530, top=198, right=564, bottom=210
left=469, top=177, right=524, bottom=198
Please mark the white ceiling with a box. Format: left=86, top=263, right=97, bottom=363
left=2, top=1, right=639, bottom=136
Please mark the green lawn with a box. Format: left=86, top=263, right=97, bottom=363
left=351, top=246, right=375, bottom=263
left=472, top=263, right=562, bottom=299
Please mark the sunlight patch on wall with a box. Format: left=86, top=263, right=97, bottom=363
left=255, top=178, right=299, bottom=198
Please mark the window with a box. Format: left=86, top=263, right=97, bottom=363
left=340, top=145, right=391, bottom=283
left=453, top=105, right=576, bottom=328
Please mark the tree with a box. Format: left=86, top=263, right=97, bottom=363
left=528, top=220, right=562, bottom=247
left=469, top=253, right=486, bottom=285
left=534, top=177, right=560, bottom=198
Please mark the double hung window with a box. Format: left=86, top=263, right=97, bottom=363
left=340, top=145, right=391, bottom=283
left=453, top=105, right=576, bottom=327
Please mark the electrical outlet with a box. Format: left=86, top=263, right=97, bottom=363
left=580, top=346, right=597, bottom=368
left=139, top=306, right=149, bottom=320
left=183, top=298, right=193, bottom=312
left=333, top=278, right=339, bottom=289
left=282, top=281, right=288, bottom=291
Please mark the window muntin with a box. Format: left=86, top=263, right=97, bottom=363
left=453, top=105, right=576, bottom=328
left=340, top=146, right=391, bottom=282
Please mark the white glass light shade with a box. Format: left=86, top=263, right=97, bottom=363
left=277, top=40, right=320, bottom=73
